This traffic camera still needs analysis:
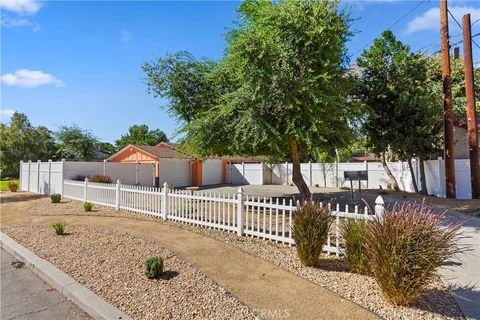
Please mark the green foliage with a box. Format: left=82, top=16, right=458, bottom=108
left=356, top=30, right=440, bottom=162
left=56, top=125, right=98, bottom=161
left=115, top=124, right=168, bottom=150
left=292, top=202, right=332, bottom=267
left=366, top=202, right=462, bottom=306
left=90, top=175, right=112, bottom=183
left=73, top=175, right=88, bottom=181
left=0, top=113, right=56, bottom=177
left=83, top=202, right=93, bottom=212
left=52, top=220, right=66, bottom=235
left=340, top=219, right=369, bottom=274
left=144, top=256, right=164, bottom=279
left=143, top=52, right=230, bottom=123
left=144, top=0, right=355, bottom=197
left=426, top=55, right=480, bottom=122
left=50, top=194, right=61, bottom=203
left=95, top=142, right=117, bottom=157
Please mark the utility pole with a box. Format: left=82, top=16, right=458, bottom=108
left=440, top=0, right=456, bottom=198
left=462, top=13, right=480, bottom=199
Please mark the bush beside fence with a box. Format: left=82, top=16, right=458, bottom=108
left=61, top=178, right=382, bottom=256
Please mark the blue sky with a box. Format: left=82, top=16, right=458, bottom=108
left=1, top=0, right=479, bottom=144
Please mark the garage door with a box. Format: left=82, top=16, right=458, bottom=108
left=202, top=159, right=222, bottom=186
left=159, top=159, right=191, bottom=187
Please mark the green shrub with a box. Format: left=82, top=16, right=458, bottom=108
left=341, top=219, right=370, bottom=274
left=366, top=202, right=462, bottom=306
left=52, top=220, right=66, bottom=235
left=73, top=175, right=88, bottom=181
left=90, top=175, right=112, bottom=183
left=7, top=180, right=18, bottom=192
left=144, top=256, right=164, bottom=279
left=292, top=202, right=332, bottom=267
left=50, top=194, right=61, bottom=203
left=83, top=202, right=93, bottom=212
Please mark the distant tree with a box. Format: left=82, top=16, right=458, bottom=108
left=426, top=55, right=480, bottom=121
left=0, top=112, right=56, bottom=177
left=144, top=0, right=354, bottom=198
left=115, top=124, right=168, bottom=150
left=356, top=30, right=439, bottom=193
left=56, top=125, right=98, bottom=161
left=95, top=142, right=117, bottom=157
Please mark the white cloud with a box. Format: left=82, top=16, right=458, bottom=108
left=1, top=69, right=64, bottom=88
left=0, top=109, right=16, bottom=123
left=1, top=15, right=39, bottom=31
left=405, top=6, right=480, bottom=34
left=0, top=0, right=41, bottom=15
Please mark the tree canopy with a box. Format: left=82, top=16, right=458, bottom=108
left=115, top=124, right=168, bottom=150
left=56, top=125, right=98, bottom=161
left=144, top=0, right=355, bottom=197
left=0, top=112, right=56, bottom=177
left=356, top=30, right=440, bottom=192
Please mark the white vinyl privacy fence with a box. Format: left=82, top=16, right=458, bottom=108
left=20, top=160, right=156, bottom=195
left=227, top=158, right=475, bottom=199
left=62, top=178, right=384, bottom=256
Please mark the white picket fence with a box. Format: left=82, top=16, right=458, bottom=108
left=62, top=179, right=384, bottom=256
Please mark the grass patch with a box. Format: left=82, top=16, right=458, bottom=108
left=0, top=179, right=19, bottom=191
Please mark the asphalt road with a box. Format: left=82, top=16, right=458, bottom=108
left=1, top=248, right=90, bottom=320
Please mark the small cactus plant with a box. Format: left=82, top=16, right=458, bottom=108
left=144, top=256, right=164, bottom=279
left=83, top=202, right=93, bottom=212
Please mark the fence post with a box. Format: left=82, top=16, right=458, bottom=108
left=135, top=161, right=139, bottom=185
left=309, top=161, right=312, bottom=186
left=115, top=179, right=121, bottom=210
left=60, top=159, right=65, bottom=196
left=241, top=162, right=245, bottom=184
left=103, top=160, right=107, bottom=176
left=27, top=160, right=31, bottom=192
left=48, top=159, right=52, bottom=195
left=365, top=160, right=368, bottom=189
left=152, top=163, right=156, bottom=187
left=375, top=195, right=385, bottom=222
left=162, top=182, right=169, bottom=220
left=437, top=156, right=445, bottom=197
left=84, top=177, right=89, bottom=202
left=37, top=160, right=41, bottom=194
left=237, top=187, right=244, bottom=236
left=19, top=161, right=23, bottom=190
left=285, top=161, right=289, bottom=185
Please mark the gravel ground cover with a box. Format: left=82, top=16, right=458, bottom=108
left=2, top=223, right=255, bottom=320
left=27, top=197, right=465, bottom=320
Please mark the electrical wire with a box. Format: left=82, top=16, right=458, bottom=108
left=349, top=0, right=430, bottom=58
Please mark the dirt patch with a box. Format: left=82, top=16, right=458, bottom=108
left=24, top=197, right=465, bottom=320
left=2, top=224, right=255, bottom=320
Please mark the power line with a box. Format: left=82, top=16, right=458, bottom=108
left=447, top=9, right=462, bottom=29
left=472, top=18, right=480, bottom=26
left=349, top=0, right=429, bottom=58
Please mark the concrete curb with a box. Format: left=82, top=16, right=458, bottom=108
left=0, top=231, right=132, bottom=320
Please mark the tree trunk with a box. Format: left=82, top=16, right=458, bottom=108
left=407, top=158, right=419, bottom=193
left=419, top=159, right=428, bottom=195
left=381, top=152, right=400, bottom=191
left=289, top=137, right=311, bottom=199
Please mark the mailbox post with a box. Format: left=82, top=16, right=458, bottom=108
left=343, top=170, right=368, bottom=204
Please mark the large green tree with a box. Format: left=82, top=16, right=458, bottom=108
left=426, top=55, right=480, bottom=122
left=56, top=125, right=98, bottom=161
left=0, top=112, right=56, bottom=177
left=144, top=0, right=354, bottom=197
left=115, top=124, right=168, bottom=150
left=356, top=30, right=440, bottom=193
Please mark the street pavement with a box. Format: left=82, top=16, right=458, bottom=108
left=1, top=248, right=90, bottom=320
